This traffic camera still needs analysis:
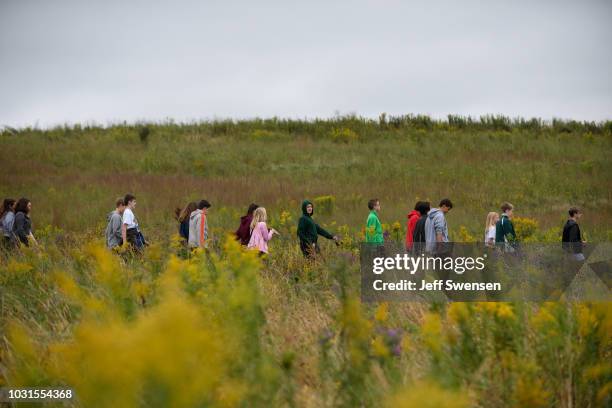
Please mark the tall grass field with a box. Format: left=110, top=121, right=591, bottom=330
left=1, top=115, right=611, bottom=407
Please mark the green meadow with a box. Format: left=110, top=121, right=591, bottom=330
left=1, top=115, right=611, bottom=407
left=1, top=115, right=611, bottom=239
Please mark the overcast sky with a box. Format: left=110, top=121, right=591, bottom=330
left=1, top=0, right=611, bottom=127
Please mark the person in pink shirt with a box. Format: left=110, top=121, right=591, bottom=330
left=247, top=207, right=279, bottom=255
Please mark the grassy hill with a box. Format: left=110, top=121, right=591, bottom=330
left=1, top=115, right=611, bottom=407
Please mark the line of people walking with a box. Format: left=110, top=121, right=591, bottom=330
left=368, top=197, right=585, bottom=258
left=0, top=194, right=587, bottom=261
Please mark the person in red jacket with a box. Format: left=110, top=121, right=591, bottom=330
left=406, top=201, right=430, bottom=250
left=235, top=203, right=259, bottom=245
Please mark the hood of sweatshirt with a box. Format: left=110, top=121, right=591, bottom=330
left=302, top=200, right=313, bottom=217
left=408, top=210, right=420, bottom=220
left=565, top=219, right=577, bottom=227
left=428, top=208, right=442, bottom=220
left=190, top=209, right=202, bottom=221
left=107, top=210, right=117, bottom=222
left=240, top=214, right=252, bottom=226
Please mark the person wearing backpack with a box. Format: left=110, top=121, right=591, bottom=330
left=176, top=201, right=197, bottom=243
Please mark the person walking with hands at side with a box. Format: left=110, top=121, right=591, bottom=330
left=188, top=199, right=211, bottom=249
left=495, top=202, right=517, bottom=251
left=424, top=198, right=453, bottom=254
left=365, top=198, right=384, bottom=244
left=484, top=212, right=499, bottom=248
left=562, top=207, right=586, bottom=261
left=13, top=198, right=37, bottom=247
left=105, top=197, right=126, bottom=249
left=1, top=198, right=16, bottom=249
left=247, top=207, right=278, bottom=255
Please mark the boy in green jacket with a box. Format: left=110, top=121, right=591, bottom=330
left=297, top=200, right=338, bottom=258
left=495, top=202, right=517, bottom=247
left=365, top=198, right=384, bottom=243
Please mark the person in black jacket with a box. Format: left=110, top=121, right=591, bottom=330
left=411, top=201, right=430, bottom=254
left=562, top=207, right=585, bottom=261
left=297, top=200, right=338, bottom=258
left=13, top=198, right=37, bottom=247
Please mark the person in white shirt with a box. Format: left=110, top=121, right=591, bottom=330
left=121, top=194, right=145, bottom=251
left=484, top=211, right=499, bottom=247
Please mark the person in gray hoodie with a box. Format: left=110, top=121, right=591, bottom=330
left=105, top=198, right=125, bottom=249
left=1, top=198, right=16, bottom=249
left=425, top=198, right=453, bottom=253
left=188, top=200, right=211, bottom=249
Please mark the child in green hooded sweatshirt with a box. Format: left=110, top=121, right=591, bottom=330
left=365, top=198, right=384, bottom=243
left=297, top=200, right=339, bottom=258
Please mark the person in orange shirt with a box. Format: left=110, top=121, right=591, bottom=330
left=188, top=199, right=211, bottom=249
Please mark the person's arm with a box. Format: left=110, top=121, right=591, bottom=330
left=121, top=223, right=127, bottom=246
left=199, top=215, right=208, bottom=248
left=262, top=223, right=274, bottom=241
left=111, top=215, right=122, bottom=242
left=365, top=216, right=374, bottom=241
left=434, top=215, right=444, bottom=243
left=507, top=220, right=517, bottom=241
left=6, top=213, right=15, bottom=235
left=14, top=213, right=27, bottom=245
left=316, top=223, right=334, bottom=240
left=371, top=216, right=381, bottom=237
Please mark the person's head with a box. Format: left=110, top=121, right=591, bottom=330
left=247, top=203, right=259, bottom=216
left=179, top=201, right=198, bottom=222
left=198, top=199, right=211, bottom=214
left=415, top=201, right=430, bottom=216
left=124, top=194, right=136, bottom=209
left=439, top=198, right=453, bottom=213
left=1, top=198, right=16, bottom=218
left=486, top=212, right=499, bottom=229
left=15, top=198, right=31, bottom=214
left=368, top=198, right=380, bottom=212
left=250, top=207, right=267, bottom=230
left=568, top=207, right=582, bottom=220
left=115, top=197, right=126, bottom=214
left=302, top=200, right=314, bottom=216
left=501, top=202, right=513, bottom=217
